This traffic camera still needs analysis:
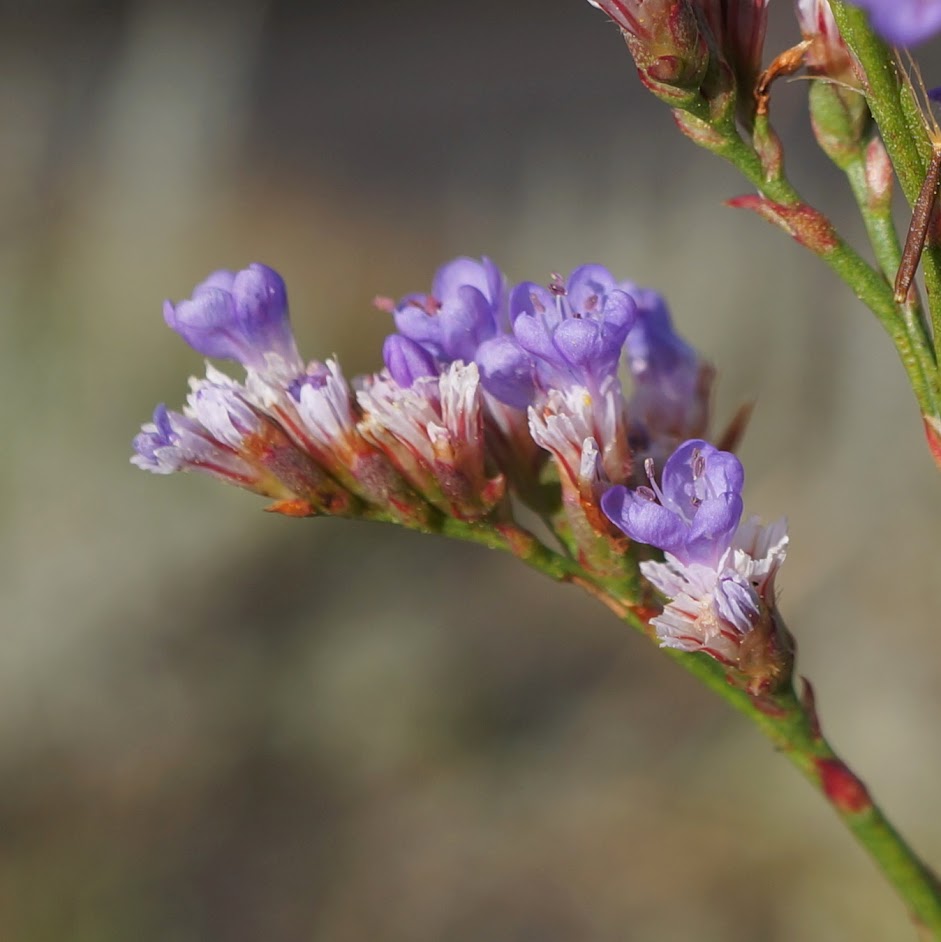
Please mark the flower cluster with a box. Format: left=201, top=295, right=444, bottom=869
left=133, top=258, right=786, bottom=682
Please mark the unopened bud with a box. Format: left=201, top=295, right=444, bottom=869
left=796, top=0, right=861, bottom=89
left=808, top=79, right=870, bottom=169
left=864, top=135, right=893, bottom=213
left=589, top=0, right=710, bottom=107
left=697, top=0, right=770, bottom=129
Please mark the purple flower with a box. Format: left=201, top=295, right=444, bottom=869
left=514, top=266, right=637, bottom=383
left=382, top=335, right=439, bottom=388
left=163, top=263, right=303, bottom=375
left=356, top=361, right=505, bottom=520
left=390, top=256, right=506, bottom=365
left=601, top=439, right=744, bottom=566
left=624, top=286, right=697, bottom=388
left=622, top=284, right=709, bottom=445
left=848, top=0, right=941, bottom=45
left=474, top=335, right=536, bottom=411
left=132, top=393, right=272, bottom=491
left=477, top=265, right=636, bottom=408
left=132, top=404, right=189, bottom=475
left=637, top=514, right=789, bottom=681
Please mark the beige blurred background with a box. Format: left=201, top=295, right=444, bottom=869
left=1, top=2, right=940, bottom=940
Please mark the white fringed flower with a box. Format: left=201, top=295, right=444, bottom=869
left=641, top=516, right=788, bottom=666
left=528, top=377, right=630, bottom=491
left=356, top=361, right=504, bottom=519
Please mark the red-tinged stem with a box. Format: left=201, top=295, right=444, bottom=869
left=436, top=501, right=941, bottom=935
left=611, top=600, right=941, bottom=937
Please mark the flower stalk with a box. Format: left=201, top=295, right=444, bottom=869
left=436, top=511, right=941, bottom=937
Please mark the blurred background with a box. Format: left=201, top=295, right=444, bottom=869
left=2, top=1, right=940, bottom=939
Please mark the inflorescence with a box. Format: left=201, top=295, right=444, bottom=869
left=133, top=259, right=788, bottom=688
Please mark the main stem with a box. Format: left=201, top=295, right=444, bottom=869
left=828, top=0, right=941, bottom=355
left=447, top=519, right=941, bottom=933
left=715, top=129, right=940, bottom=415
left=624, top=602, right=941, bottom=936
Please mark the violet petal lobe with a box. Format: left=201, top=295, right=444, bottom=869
left=439, top=284, right=499, bottom=363
left=685, top=493, right=745, bottom=566
left=565, top=264, right=618, bottom=314
left=163, top=263, right=301, bottom=374
left=714, top=572, right=761, bottom=633
left=475, top=335, right=536, bottom=411
left=552, top=317, right=609, bottom=372
left=660, top=440, right=744, bottom=515
left=601, top=485, right=688, bottom=555
left=383, top=334, right=438, bottom=388
left=432, top=256, right=503, bottom=311
left=849, top=0, right=941, bottom=46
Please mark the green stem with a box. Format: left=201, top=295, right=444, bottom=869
left=828, top=0, right=941, bottom=355
left=845, top=153, right=911, bottom=283
left=715, top=129, right=938, bottom=413
left=843, top=152, right=940, bottom=412
left=614, top=605, right=941, bottom=936
left=441, top=522, right=941, bottom=932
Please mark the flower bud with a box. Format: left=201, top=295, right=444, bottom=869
left=796, top=0, right=859, bottom=89
left=808, top=79, right=870, bottom=169
left=163, top=263, right=303, bottom=378
left=864, top=135, right=893, bottom=214
left=589, top=0, right=711, bottom=107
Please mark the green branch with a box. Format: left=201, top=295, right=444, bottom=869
left=432, top=489, right=941, bottom=935
left=713, top=127, right=939, bottom=414
left=614, top=603, right=941, bottom=937
left=828, top=0, right=941, bottom=356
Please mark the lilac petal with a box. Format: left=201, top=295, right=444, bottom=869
left=383, top=335, right=438, bottom=388
left=132, top=404, right=176, bottom=466
left=659, top=439, right=711, bottom=509
left=475, top=335, right=535, bottom=410
left=700, top=449, right=745, bottom=496
left=432, top=256, right=503, bottom=307
left=164, top=291, right=242, bottom=362
left=163, top=263, right=299, bottom=373
left=601, top=486, right=689, bottom=556
left=439, top=285, right=499, bottom=362
left=392, top=266, right=500, bottom=365
left=714, top=572, right=760, bottom=633
left=232, top=264, right=288, bottom=329
left=599, top=289, right=637, bottom=336
left=851, top=0, right=941, bottom=45
left=565, top=264, right=617, bottom=315
left=625, top=292, right=696, bottom=380
left=393, top=294, right=445, bottom=355
left=152, top=404, right=174, bottom=442
left=660, top=440, right=744, bottom=514
left=685, top=493, right=744, bottom=565
left=509, top=282, right=558, bottom=325
left=552, top=318, right=611, bottom=373
left=198, top=269, right=237, bottom=292
left=513, top=308, right=566, bottom=369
